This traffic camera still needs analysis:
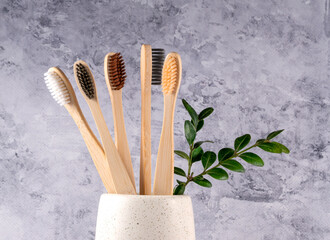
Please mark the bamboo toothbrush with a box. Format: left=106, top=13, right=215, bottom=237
left=153, top=52, right=182, bottom=195
left=74, top=60, right=136, bottom=194
left=44, top=67, right=115, bottom=193
left=140, top=45, right=165, bottom=195
left=104, top=52, right=135, bottom=189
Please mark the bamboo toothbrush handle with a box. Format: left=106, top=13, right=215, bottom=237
left=110, top=90, right=136, bottom=188
left=89, top=100, right=136, bottom=194
left=153, top=96, right=176, bottom=195
left=65, top=104, right=115, bottom=193
left=140, top=45, right=152, bottom=195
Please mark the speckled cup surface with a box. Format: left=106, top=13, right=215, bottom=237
left=95, top=194, right=195, bottom=240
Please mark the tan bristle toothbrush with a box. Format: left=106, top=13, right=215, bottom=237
left=140, top=45, right=165, bottom=195
left=44, top=67, right=115, bottom=193
left=104, top=52, right=135, bottom=188
left=153, top=52, right=182, bottom=195
left=74, top=60, right=136, bottom=194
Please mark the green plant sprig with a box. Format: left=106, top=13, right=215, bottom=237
left=173, top=99, right=290, bottom=195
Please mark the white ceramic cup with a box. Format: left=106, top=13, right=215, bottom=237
left=95, top=194, right=195, bottom=240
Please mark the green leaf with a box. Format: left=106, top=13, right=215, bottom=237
left=207, top=168, right=228, bottom=180
left=267, top=129, right=284, bottom=140
left=198, top=107, right=214, bottom=120
left=234, top=134, right=251, bottom=152
left=182, top=99, right=198, bottom=127
left=196, top=120, right=204, bottom=132
left=273, top=142, right=290, bottom=154
left=193, top=177, right=212, bottom=188
left=176, top=180, right=184, bottom=184
left=173, top=184, right=186, bottom=195
left=258, top=142, right=282, bottom=153
left=221, top=160, right=245, bottom=172
left=194, top=140, right=214, bottom=149
left=174, top=150, right=190, bottom=161
left=256, top=139, right=266, bottom=144
left=239, top=152, right=264, bottom=167
left=201, top=151, right=216, bottom=169
left=218, top=148, right=235, bottom=162
left=184, top=120, right=196, bottom=145
left=192, top=146, right=204, bottom=163
left=174, top=167, right=186, bottom=177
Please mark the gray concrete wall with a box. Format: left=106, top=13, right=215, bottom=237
left=0, top=0, right=329, bottom=239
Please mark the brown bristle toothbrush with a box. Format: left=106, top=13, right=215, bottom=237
left=104, top=52, right=135, bottom=188
left=140, top=45, right=165, bottom=195
left=44, top=67, right=115, bottom=193
left=153, top=52, right=182, bottom=195
left=74, top=60, right=136, bottom=194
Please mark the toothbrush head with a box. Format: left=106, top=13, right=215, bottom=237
left=161, top=52, right=181, bottom=95
left=151, top=48, right=165, bottom=85
left=105, top=52, right=126, bottom=90
left=44, top=67, right=71, bottom=106
left=74, top=61, right=95, bottom=99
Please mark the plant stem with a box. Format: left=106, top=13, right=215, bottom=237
left=187, top=144, right=194, bottom=176
left=182, top=142, right=260, bottom=187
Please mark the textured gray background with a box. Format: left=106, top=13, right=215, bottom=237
left=1, top=0, right=329, bottom=239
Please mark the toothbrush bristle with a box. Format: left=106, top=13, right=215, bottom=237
left=107, top=53, right=126, bottom=90
left=161, top=55, right=179, bottom=94
left=151, top=48, right=165, bottom=85
left=75, top=63, right=95, bottom=99
left=44, top=69, right=71, bottom=106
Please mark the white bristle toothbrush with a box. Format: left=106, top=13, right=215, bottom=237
left=74, top=60, right=136, bottom=194
left=44, top=67, right=115, bottom=193
left=153, top=52, right=182, bottom=195
left=104, top=52, right=135, bottom=189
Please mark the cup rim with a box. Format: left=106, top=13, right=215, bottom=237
left=100, top=193, right=191, bottom=199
